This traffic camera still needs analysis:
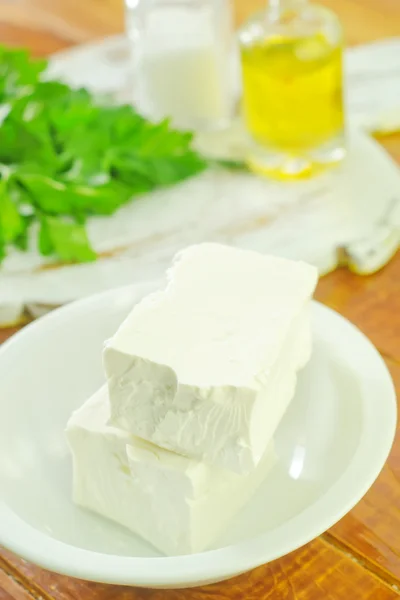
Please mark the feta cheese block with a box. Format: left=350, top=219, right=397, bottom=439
left=66, top=386, right=276, bottom=556
left=104, top=243, right=318, bottom=474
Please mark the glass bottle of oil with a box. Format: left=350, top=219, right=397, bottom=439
left=239, top=0, right=345, bottom=179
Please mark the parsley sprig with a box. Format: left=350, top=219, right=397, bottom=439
left=0, top=47, right=208, bottom=263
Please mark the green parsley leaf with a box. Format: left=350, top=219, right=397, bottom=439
left=0, top=45, right=218, bottom=264
left=39, top=216, right=96, bottom=263
left=0, top=179, right=24, bottom=243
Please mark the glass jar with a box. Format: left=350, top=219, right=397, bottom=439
left=125, top=0, right=238, bottom=132
left=239, top=0, right=346, bottom=179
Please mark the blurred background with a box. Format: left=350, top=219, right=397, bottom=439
left=1, top=0, right=399, bottom=55
left=0, top=0, right=399, bottom=328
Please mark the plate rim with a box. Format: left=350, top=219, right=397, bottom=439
left=0, top=285, right=397, bottom=587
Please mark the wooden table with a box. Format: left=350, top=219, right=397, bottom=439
left=1, top=0, right=400, bottom=598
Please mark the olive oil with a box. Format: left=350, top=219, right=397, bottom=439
left=239, top=2, right=345, bottom=179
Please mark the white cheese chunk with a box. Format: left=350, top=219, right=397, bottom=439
left=66, top=386, right=276, bottom=556
left=104, top=243, right=318, bottom=473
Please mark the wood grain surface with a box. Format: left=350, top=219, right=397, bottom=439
left=1, top=539, right=400, bottom=600
left=1, top=0, right=400, bottom=598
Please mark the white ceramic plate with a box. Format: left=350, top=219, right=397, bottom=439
left=0, top=283, right=396, bottom=588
